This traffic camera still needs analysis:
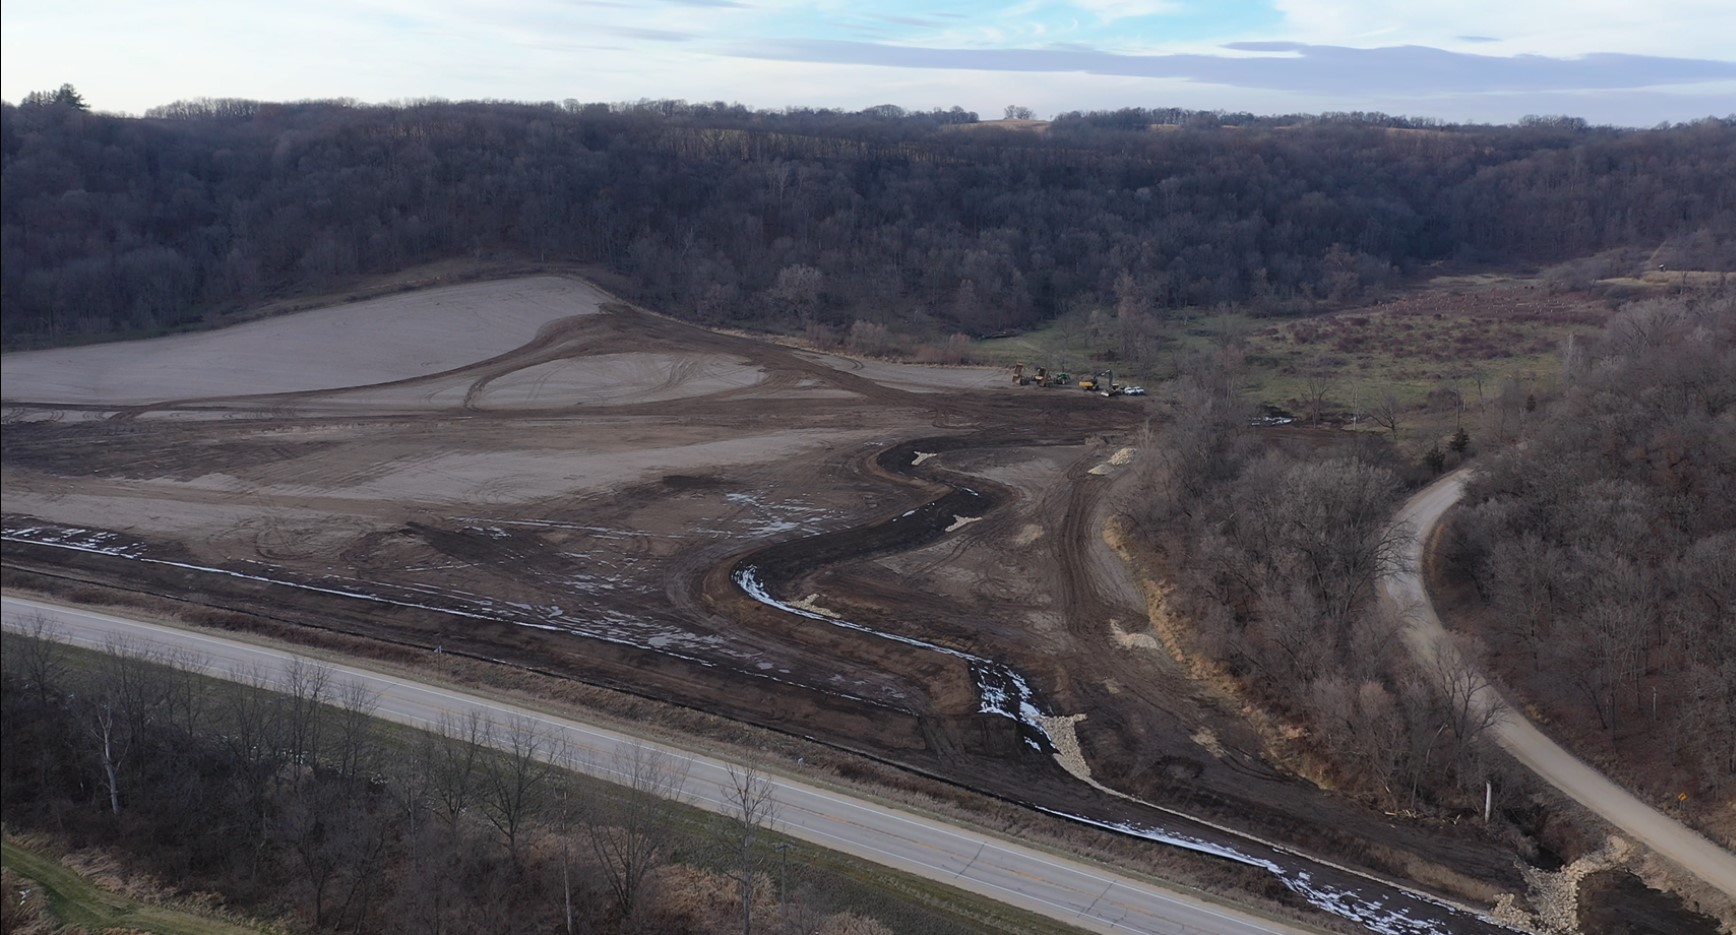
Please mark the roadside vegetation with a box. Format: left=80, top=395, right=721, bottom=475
left=1, top=836, right=273, bottom=935
left=1444, top=293, right=1736, bottom=835
left=7, top=82, right=1734, bottom=935
left=0, top=626, right=1086, bottom=935
left=1119, top=353, right=1517, bottom=823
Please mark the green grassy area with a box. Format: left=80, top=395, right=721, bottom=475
left=1422, top=271, right=1542, bottom=291
left=978, top=288, right=1606, bottom=453
left=975, top=308, right=1256, bottom=385
left=1244, top=308, right=1585, bottom=402
left=1, top=837, right=272, bottom=935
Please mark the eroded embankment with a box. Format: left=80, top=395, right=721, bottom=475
left=727, top=436, right=1060, bottom=748
left=723, top=435, right=1516, bottom=935
left=733, top=436, right=1000, bottom=583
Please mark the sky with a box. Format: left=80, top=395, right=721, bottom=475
left=2, top=0, right=1732, bottom=126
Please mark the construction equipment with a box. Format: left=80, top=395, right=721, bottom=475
left=1078, top=369, right=1113, bottom=392
left=1017, top=364, right=1139, bottom=396
left=1016, top=364, right=1068, bottom=388
left=1078, top=369, right=1128, bottom=396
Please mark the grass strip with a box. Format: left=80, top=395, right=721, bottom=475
left=1, top=837, right=270, bottom=935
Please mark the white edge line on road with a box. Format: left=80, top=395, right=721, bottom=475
left=2, top=594, right=1303, bottom=935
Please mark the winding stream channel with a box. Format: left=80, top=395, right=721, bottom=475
left=728, top=436, right=1512, bottom=935
left=2, top=434, right=1514, bottom=934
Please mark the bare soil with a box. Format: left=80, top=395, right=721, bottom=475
left=1578, top=870, right=1721, bottom=935
left=3, top=276, right=1526, bottom=932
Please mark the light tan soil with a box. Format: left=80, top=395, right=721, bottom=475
left=2, top=275, right=1525, bottom=932
left=2, top=277, right=611, bottom=404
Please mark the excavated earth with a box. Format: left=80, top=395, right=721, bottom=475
left=3, top=276, right=1524, bottom=933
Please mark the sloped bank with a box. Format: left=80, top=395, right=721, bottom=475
left=726, top=435, right=1519, bottom=935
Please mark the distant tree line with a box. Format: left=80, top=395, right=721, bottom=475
left=1449, top=294, right=1736, bottom=796
left=2, top=88, right=1733, bottom=346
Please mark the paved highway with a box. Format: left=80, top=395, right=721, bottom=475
left=2, top=594, right=1308, bottom=935
left=1383, top=473, right=1736, bottom=900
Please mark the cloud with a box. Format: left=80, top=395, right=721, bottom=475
left=1070, top=0, right=1182, bottom=22
left=728, top=39, right=1736, bottom=95
left=602, top=25, right=695, bottom=42
left=1268, top=0, right=1736, bottom=60
left=874, top=14, right=941, bottom=27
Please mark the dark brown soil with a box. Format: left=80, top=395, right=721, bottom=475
left=3, top=285, right=1535, bottom=932
left=1579, top=871, right=1721, bottom=935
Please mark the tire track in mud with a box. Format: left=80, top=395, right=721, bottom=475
left=87, top=301, right=916, bottom=420
left=1049, top=451, right=1291, bottom=794
left=717, top=433, right=1066, bottom=744
left=9, top=290, right=1514, bottom=932
left=29, top=311, right=609, bottom=418
left=712, top=433, right=1514, bottom=935
left=6, top=293, right=948, bottom=428
left=733, top=436, right=1004, bottom=593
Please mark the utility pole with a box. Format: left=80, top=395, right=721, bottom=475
left=776, top=841, right=791, bottom=933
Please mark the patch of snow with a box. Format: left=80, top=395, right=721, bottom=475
left=4, top=521, right=907, bottom=711
left=734, top=564, right=1061, bottom=749
left=1037, top=809, right=1482, bottom=935
left=724, top=492, right=834, bottom=537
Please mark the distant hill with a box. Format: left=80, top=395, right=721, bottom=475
left=2, top=95, right=1731, bottom=347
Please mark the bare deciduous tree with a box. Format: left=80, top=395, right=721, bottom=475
left=426, top=710, right=489, bottom=828
left=1367, top=388, right=1405, bottom=438
left=767, top=264, right=823, bottom=325
left=479, top=714, right=562, bottom=868
left=589, top=744, right=690, bottom=922
left=1301, top=368, right=1333, bottom=425
left=330, top=679, right=380, bottom=783
left=81, top=638, right=171, bottom=816
left=221, top=663, right=289, bottom=855
left=1310, top=675, right=1408, bottom=805
left=721, top=764, right=779, bottom=935
left=280, top=659, right=331, bottom=779
left=282, top=765, right=395, bottom=931
left=1420, top=635, right=1503, bottom=797
left=3, top=612, right=69, bottom=708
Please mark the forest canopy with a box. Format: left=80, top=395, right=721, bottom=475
left=2, top=92, right=1733, bottom=346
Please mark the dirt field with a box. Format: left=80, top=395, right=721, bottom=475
left=2, top=277, right=1524, bottom=933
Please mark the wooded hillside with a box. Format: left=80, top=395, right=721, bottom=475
left=3, top=94, right=1733, bottom=346
left=1451, top=294, right=1736, bottom=801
